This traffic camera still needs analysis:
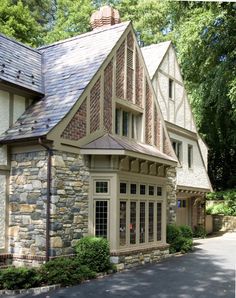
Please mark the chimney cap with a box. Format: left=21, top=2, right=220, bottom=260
left=90, top=5, right=121, bottom=30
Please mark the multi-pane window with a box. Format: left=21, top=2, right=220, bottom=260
left=130, top=183, right=136, bottom=194
left=148, top=202, right=154, bottom=242
left=95, top=201, right=108, bottom=238
left=120, top=201, right=126, bottom=246
left=149, top=185, right=154, bottom=196
left=140, top=202, right=146, bottom=243
left=188, top=144, right=193, bottom=168
left=130, top=202, right=136, bottom=244
left=157, top=187, right=162, bottom=196
left=157, top=203, right=162, bottom=241
left=172, top=140, right=182, bottom=163
left=169, top=78, right=173, bottom=99
left=140, top=184, right=146, bottom=195
left=95, top=181, right=108, bottom=193
left=120, top=182, right=127, bottom=194
left=178, top=199, right=186, bottom=208
left=115, top=108, right=142, bottom=140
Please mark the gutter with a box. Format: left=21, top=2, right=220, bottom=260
left=38, top=138, right=53, bottom=262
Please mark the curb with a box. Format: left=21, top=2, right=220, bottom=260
left=0, top=284, right=61, bottom=296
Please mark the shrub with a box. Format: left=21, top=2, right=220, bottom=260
left=39, top=257, right=96, bottom=287
left=193, top=225, right=207, bottom=238
left=167, top=224, right=193, bottom=253
left=0, top=267, right=40, bottom=290
left=206, top=189, right=236, bottom=216
left=179, top=225, right=193, bottom=238
left=75, top=236, right=111, bottom=272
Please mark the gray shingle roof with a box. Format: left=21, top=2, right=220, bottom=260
left=0, top=34, right=43, bottom=94
left=82, top=133, right=176, bottom=162
left=141, top=41, right=171, bottom=79
left=0, top=22, right=130, bottom=143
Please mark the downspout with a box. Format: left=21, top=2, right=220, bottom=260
left=38, top=138, right=53, bottom=262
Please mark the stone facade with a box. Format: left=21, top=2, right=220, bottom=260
left=8, top=150, right=89, bottom=264
left=166, top=166, right=177, bottom=224
left=111, top=245, right=169, bottom=270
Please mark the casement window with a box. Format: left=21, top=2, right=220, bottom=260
left=140, top=184, right=146, bottom=195
left=95, top=181, right=109, bottom=194
left=95, top=200, right=108, bottom=238
left=148, top=202, right=154, bottom=242
left=115, top=108, right=142, bottom=140
left=140, top=202, right=146, bottom=243
left=120, top=201, right=127, bottom=246
left=169, top=78, right=173, bottom=99
left=120, top=182, right=127, bottom=194
left=157, top=202, right=162, bottom=241
left=188, top=144, right=193, bottom=168
left=171, top=139, right=182, bottom=163
left=148, top=185, right=155, bottom=196
left=130, top=201, right=137, bottom=244
left=130, top=183, right=137, bottom=194
left=157, top=186, right=162, bottom=196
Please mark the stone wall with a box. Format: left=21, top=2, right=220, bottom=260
left=166, top=166, right=177, bottom=224
left=111, top=245, right=169, bottom=270
left=8, top=149, right=89, bottom=264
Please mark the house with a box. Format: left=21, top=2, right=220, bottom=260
left=142, top=42, right=212, bottom=229
left=0, top=6, right=179, bottom=268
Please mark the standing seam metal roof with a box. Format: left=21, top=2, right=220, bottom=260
left=0, top=22, right=130, bottom=143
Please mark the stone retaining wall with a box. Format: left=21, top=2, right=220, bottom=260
left=212, top=215, right=236, bottom=232
left=111, top=245, right=169, bottom=270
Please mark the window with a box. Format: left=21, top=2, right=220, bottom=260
left=157, top=187, right=162, bottom=196
left=149, top=185, right=154, bottom=196
left=157, top=203, right=162, bottom=241
left=172, top=140, right=182, bottom=163
left=188, top=144, right=193, bottom=168
left=95, top=181, right=108, bottom=194
left=120, top=201, right=126, bottom=246
left=178, top=199, right=186, bottom=208
left=122, top=111, right=129, bottom=136
left=95, top=201, right=108, bottom=238
left=140, top=184, right=146, bottom=195
left=120, top=182, right=127, bottom=194
left=130, top=183, right=136, bottom=194
left=140, top=202, right=146, bottom=243
left=130, top=202, right=136, bottom=244
left=115, top=108, right=142, bottom=140
left=148, top=202, right=154, bottom=242
left=169, top=78, right=173, bottom=99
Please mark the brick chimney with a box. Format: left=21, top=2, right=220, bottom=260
left=90, top=6, right=121, bottom=30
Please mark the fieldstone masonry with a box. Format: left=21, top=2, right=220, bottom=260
left=166, top=166, right=177, bottom=224
left=8, top=150, right=89, bottom=264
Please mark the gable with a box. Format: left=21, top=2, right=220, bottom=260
left=152, top=45, right=197, bottom=132
left=55, top=25, right=176, bottom=162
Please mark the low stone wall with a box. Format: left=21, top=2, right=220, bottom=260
left=111, top=245, right=169, bottom=270
left=212, top=215, right=236, bottom=232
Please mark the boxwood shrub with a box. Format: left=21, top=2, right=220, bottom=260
left=75, top=236, right=111, bottom=272
left=167, top=224, right=193, bottom=254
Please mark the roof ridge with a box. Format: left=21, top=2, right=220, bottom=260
left=38, top=21, right=130, bottom=50
left=142, top=40, right=171, bottom=50
left=0, top=33, right=41, bottom=54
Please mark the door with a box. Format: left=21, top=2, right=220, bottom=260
left=176, top=199, right=188, bottom=226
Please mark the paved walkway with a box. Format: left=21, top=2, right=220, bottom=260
left=7, top=232, right=236, bottom=298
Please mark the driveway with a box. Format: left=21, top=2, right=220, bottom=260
left=7, top=232, right=236, bottom=298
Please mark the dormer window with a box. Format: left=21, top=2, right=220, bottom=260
left=169, top=78, right=173, bottom=99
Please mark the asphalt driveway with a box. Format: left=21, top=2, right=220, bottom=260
left=7, top=232, right=236, bottom=298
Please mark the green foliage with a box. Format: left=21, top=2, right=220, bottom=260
left=167, top=224, right=193, bottom=254
left=206, top=189, right=236, bottom=215
left=193, top=226, right=207, bottom=238
left=179, top=225, right=193, bottom=239
left=0, top=267, right=40, bottom=290
left=39, top=257, right=96, bottom=287
left=75, top=236, right=111, bottom=272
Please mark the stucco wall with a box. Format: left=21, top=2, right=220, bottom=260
left=170, top=132, right=210, bottom=190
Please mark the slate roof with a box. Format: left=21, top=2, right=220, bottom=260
left=141, top=41, right=171, bottom=79
left=0, top=22, right=130, bottom=143
left=0, top=34, right=43, bottom=94
left=82, top=134, right=176, bottom=163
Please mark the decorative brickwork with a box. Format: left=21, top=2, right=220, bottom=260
left=154, top=105, right=161, bottom=150
left=127, top=32, right=134, bottom=50
left=90, top=78, right=101, bottom=133
left=145, top=80, right=152, bottom=144
left=127, top=66, right=133, bottom=102
left=135, top=53, right=143, bottom=107
left=61, top=99, right=87, bottom=140
left=104, top=61, right=113, bottom=132
left=163, top=132, right=173, bottom=156
left=116, top=42, right=125, bottom=99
